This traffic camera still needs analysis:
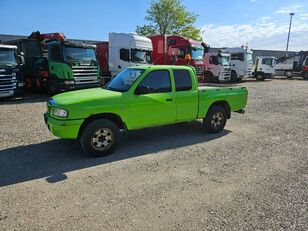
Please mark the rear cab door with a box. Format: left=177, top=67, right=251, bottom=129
left=173, top=67, right=199, bottom=122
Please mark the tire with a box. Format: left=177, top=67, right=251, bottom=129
left=204, top=72, right=215, bottom=83
left=286, top=71, right=293, bottom=79
left=47, top=78, right=60, bottom=96
left=231, top=71, right=237, bottom=82
left=304, top=73, right=308, bottom=80
left=203, top=105, right=227, bottom=133
left=255, top=73, right=265, bottom=81
left=80, top=119, right=120, bottom=157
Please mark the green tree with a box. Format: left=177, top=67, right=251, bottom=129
left=136, top=0, right=202, bottom=40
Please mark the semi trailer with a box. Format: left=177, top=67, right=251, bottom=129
left=96, top=33, right=153, bottom=85
left=226, top=47, right=253, bottom=82
left=6, top=32, right=100, bottom=95
left=203, top=49, right=231, bottom=82
left=149, top=35, right=208, bottom=82
left=0, top=44, right=24, bottom=98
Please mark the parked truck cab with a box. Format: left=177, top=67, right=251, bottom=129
left=226, top=47, right=253, bottom=81
left=149, top=35, right=206, bottom=83
left=96, top=33, right=153, bottom=84
left=47, top=41, right=100, bottom=95
left=253, top=56, right=276, bottom=81
left=5, top=39, right=49, bottom=91
left=204, top=50, right=231, bottom=82
left=0, top=44, right=25, bottom=98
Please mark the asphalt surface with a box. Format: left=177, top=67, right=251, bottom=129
left=0, top=77, right=307, bottom=230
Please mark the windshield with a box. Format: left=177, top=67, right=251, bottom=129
left=304, top=57, right=308, bottom=66
left=246, top=53, right=253, bottom=61
left=105, top=68, right=144, bottom=92
left=0, top=49, right=18, bottom=67
left=131, top=49, right=152, bottom=64
left=190, top=46, right=204, bottom=60
left=219, top=56, right=230, bottom=66
left=63, top=47, right=97, bottom=64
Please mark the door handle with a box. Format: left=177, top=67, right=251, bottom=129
left=166, top=98, right=173, bottom=102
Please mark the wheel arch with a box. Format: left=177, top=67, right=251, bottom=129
left=78, top=113, right=126, bottom=138
left=207, top=101, right=231, bottom=119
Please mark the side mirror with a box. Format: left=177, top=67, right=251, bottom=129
left=18, top=55, right=25, bottom=65
left=135, top=85, right=150, bottom=95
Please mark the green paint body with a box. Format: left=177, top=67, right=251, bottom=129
left=45, top=65, right=248, bottom=139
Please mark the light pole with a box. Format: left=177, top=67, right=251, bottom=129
left=286, top=12, right=295, bottom=56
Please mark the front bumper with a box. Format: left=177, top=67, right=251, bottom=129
left=44, top=113, right=84, bottom=139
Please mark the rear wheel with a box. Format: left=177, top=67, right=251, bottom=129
left=203, top=106, right=227, bottom=133
left=80, top=119, right=120, bottom=157
left=204, top=72, right=215, bottom=83
left=286, top=71, right=293, bottom=79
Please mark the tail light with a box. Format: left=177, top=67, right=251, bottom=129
left=39, top=71, right=49, bottom=78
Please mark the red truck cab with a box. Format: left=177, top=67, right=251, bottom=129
left=149, top=35, right=207, bottom=82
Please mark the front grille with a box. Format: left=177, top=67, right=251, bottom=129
left=194, top=66, right=205, bottom=76
left=72, top=66, right=99, bottom=85
left=0, top=73, right=17, bottom=91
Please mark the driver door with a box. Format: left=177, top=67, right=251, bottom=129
left=128, top=69, right=176, bottom=129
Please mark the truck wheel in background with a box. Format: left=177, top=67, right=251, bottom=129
left=203, top=105, right=227, bottom=133
left=286, top=71, right=293, bottom=79
left=47, top=78, right=60, bottom=96
left=255, top=73, right=265, bottom=81
left=80, top=119, right=120, bottom=157
left=304, top=73, right=308, bottom=80
left=231, top=71, right=237, bottom=82
left=204, top=72, right=214, bottom=83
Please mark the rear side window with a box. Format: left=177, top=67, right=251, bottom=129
left=138, top=70, right=171, bottom=93
left=173, top=70, right=192, bottom=91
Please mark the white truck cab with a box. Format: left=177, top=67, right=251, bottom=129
left=108, top=33, right=153, bottom=76
left=253, top=56, right=276, bottom=81
left=226, top=47, right=253, bottom=81
left=204, top=50, right=231, bottom=82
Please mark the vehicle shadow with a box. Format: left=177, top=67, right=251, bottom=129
left=0, top=92, right=49, bottom=105
left=0, top=121, right=230, bottom=187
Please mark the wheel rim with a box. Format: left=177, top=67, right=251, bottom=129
left=211, top=112, right=224, bottom=128
left=257, top=74, right=262, bottom=80
left=91, top=128, right=114, bottom=151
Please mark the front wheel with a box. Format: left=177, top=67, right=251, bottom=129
left=255, top=73, right=265, bottom=81
left=203, top=106, right=227, bottom=133
left=80, top=119, right=120, bottom=157
left=47, top=78, right=60, bottom=96
left=231, top=71, right=237, bottom=82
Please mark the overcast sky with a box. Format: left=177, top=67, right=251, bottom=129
left=0, top=0, right=307, bottom=51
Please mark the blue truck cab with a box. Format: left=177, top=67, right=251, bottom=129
left=0, top=44, right=25, bottom=98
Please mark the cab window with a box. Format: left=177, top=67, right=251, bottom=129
left=136, top=70, right=171, bottom=94
left=173, top=70, right=192, bottom=91
left=49, top=45, right=62, bottom=62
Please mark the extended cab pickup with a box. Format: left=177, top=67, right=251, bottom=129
left=44, top=65, right=248, bottom=157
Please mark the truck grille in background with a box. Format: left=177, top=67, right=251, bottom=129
left=0, top=73, right=17, bottom=91
left=72, top=66, right=99, bottom=85
left=194, top=66, right=205, bottom=76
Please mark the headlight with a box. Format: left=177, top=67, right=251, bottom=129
left=53, top=108, right=68, bottom=118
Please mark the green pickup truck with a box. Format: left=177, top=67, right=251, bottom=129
left=44, top=65, right=248, bottom=157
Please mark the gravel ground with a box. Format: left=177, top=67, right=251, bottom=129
left=0, top=77, right=307, bottom=230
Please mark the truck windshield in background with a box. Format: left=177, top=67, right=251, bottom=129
left=246, top=53, right=253, bottom=61
left=190, top=46, right=204, bottom=60
left=219, top=56, right=230, bottom=66
left=131, top=49, right=152, bottom=64
left=105, top=68, right=144, bottom=92
left=63, top=47, right=97, bottom=64
left=0, top=49, right=18, bottom=67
